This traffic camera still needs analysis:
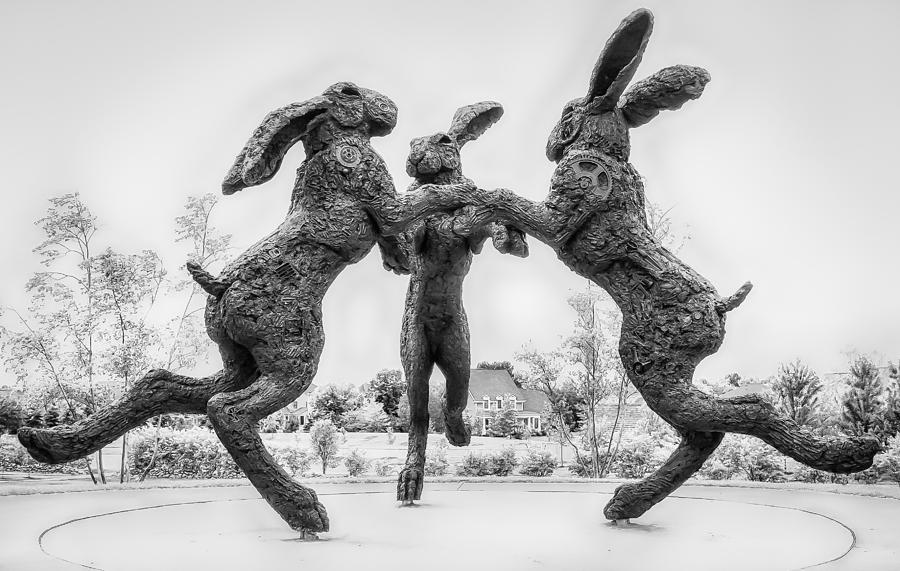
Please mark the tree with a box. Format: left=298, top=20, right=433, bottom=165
left=165, top=193, right=232, bottom=370
left=0, top=397, right=23, bottom=434
left=517, top=346, right=580, bottom=466
left=139, top=193, right=231, bottom=482
left=309, top=420, right=340, bottom=474
left=427, top=385, right=446, bottom=433
left=770, top=359, right=823, bottom=428
left=563, top=284, right=621, bottom=478
left=645, top=201, right=690, bottom=254
left=883, top=362, right=900, bottom=439
left=309, top=384, right=361, bottom=427
left=94, top=248, right=165, bottom=483
left=2, top=194, right=106, bottom=482
left=487, top=398, right=524, bottom=438
left=875, top=436, right=900, bottom=486
left=367, top=369, right=406, bottom=418
left=840, top=355, right=884, bottom=439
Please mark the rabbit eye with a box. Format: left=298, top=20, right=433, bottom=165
left=339, top=85, right=361, bottom=97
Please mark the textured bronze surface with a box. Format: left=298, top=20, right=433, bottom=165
left=17, top=9, right=881, bottom=533
left=456, top=9, right=881, bottom=520
left=396, top=103, right=527, bottom=503
left=18, top=82, right=484, bottom=535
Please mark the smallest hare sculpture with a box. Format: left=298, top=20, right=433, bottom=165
left=397, top=102, right=528, bottom=504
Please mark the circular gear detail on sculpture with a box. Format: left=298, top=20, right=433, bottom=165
left=335, top=144, right=362, bottom=168
left=571, top=158, right=610, bottom=201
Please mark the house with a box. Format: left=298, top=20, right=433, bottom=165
left=278, top=383, right=317, bottom=428
left=465, top=369, right=549, bottom=435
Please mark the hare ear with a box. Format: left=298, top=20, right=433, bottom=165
left=448, top=101, right=504, bottom=147
left=586, top=9, right=654, bottom=112
left=222, top=96, right=331, bottom=194
left=619, top=65, right=711, bottom=128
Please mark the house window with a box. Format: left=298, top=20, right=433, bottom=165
left=489, top=401, right=498, bottom=410
left=516, top=402, right=524, bottom=411
left=475, top=402, right=484, bottom=409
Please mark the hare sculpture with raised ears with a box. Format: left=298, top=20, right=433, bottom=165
left=17, top=82, right=488, bottom=537
left=396, top=102, right=528, bottom=504
left=462, top=8, right=881, bottom=521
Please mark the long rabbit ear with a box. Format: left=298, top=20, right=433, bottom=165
left=586, top=9, right=654, bottom=112
left=447, top=101, right=504, bottom=147
left=222, top=96, right=330, bottom=194
left=619, top=65, right=711, bottom=128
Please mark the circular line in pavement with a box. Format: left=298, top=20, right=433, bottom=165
left=37, top=488, right=856, bottom=571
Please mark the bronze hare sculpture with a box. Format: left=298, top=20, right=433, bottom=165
left=396, top=101, right=527, bottom=504
left=18, top=82, right=484, bottom=537
left=17, top=9, right=881, bottom=535
left=460, top=8, right=881, bottom=521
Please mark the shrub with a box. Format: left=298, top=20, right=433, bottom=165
left=698, top=460, right=732, bottom=481
left=829, top=474, right=850, bottom=485
left=0, top=435, right=87, bottom=475
left=486, top=407, right=527, bottom=439
left=373, top=458, right=396, bottom=476
left=258, top=416, right=280, bottom=433
left=130, top=428, right=311, bottom=479
left=425, top=449, right=449, bottom=476
left=851, top=467, right=880, bottom=484
left=270, top=446, right=311, bottom=477
left=456, top=453, right=491, bottom=476
left=791, top=466, right=829, bottom=484
left=309, top=419, right=340, bottom=474
left=130, top=428, right=243, bottom=479
left=342, top=403, right=394, bottom=433
left=489, top=447, right=519, bottom=476
left=874, top=437, right=900, bottom=486
left=713, top=435, right=786, bottom=482
left=611, top=441, right=660, bottom=478
left=568, top=454, right=595, bottom=478
left=344, top=449, right=370, bottom=477
left=0, top=398, right=23, bottom=434
left=282, top=415, right=300, bottom=433
left=456, top=448, right=519, bottom=476
left=519, top=449, right=556, bottom=477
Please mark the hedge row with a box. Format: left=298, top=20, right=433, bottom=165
left=129, top=428, right=311, bottom=479
left=0, top=435, right=88, bottom=475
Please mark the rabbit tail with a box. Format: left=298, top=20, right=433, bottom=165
left=186, top=261, right=230, bottom=298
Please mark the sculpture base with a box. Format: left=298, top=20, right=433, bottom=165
left=39, top=485, right=852, bottom=570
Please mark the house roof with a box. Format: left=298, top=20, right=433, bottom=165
left=721, top=382, right=768, bottom=399
left=467, top=369, right=549, bottom=413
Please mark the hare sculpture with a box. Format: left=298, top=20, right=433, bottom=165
left=396, top=102, right=527, bottom=504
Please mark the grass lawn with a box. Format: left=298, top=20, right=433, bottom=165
left=261, top=431, right=572, bottom=466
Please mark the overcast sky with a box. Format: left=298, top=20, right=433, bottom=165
left=0, top=0, right=898, bottom=389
